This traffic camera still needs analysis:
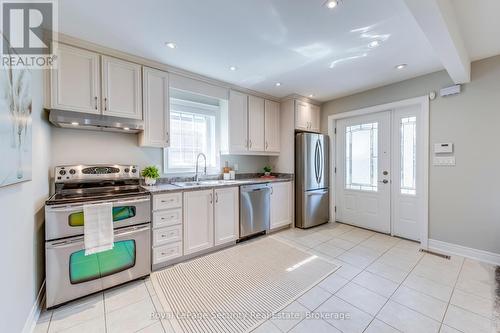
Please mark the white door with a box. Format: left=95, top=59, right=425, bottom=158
left=140, top=67, right=169, bottom=147
left=248, top=95, right=265, bottom=151
left=270, top=181, right=293, bottom=229
left=183, top=190, right=214, bottom=255
left=214, top=187, right=239, bottom=246
left=264, top=100, right=280, bottom=153
left=228, top=90, right=248, bottom=153
left=336, top=111, right=391, bottom=233
left=392, top=105, right=422, bottom=241
left=101, top=56, right=143, bottom=120
left=51, top=43, right=100, bottom=114
left=295, top=100, right=310, bottom=131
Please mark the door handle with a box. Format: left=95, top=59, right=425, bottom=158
left=209, top=193, right=213, bottom=204
left=104, top=97, right=108, bottom=111
left=215, top=192, right=218, bottom=203
left=379, top=179, right=389, bottom=184
left=94, top=96, right=98, bottom=110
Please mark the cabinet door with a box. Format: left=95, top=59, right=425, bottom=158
left=270, top=182, right=293, bottom=229
left=140, top=67, right=169, bottom=147
left=265, top=100, right=280, bottom=153
left=51, top=44, right=100, bottom=114
left=248, top=95, right=265, bottom=151
left=183, top=190, right=214, bottom=255
left=310, top=104, right=321, bottom=133
left=214, top=187, right=239, bottom=246
left=295, top=100, right=310, bottom=131
left=101, top=56, right=142, bottom=120
left=228, top=90, right=249, bottom=153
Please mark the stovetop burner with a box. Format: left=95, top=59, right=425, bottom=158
left=46, top=164, right=149, bottom=205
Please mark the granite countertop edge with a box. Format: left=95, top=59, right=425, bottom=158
left=142, top=174, right=293, bottom=194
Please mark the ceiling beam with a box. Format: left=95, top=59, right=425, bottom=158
left=403, top=0, right=471, bottom=83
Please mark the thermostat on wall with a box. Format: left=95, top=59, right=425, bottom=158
left=434, top=143, right=453, bottom=154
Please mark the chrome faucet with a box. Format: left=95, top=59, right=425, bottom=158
left=195, top=153, right=207, bottom=182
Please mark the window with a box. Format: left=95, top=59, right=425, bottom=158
left=400, top=116, right=417, bottom=195
left=164, top=96, right=220, bottom=174
left=345, top=122, right=378, bottom=191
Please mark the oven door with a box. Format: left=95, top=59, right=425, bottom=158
left=45, top=195, right=151, bottom=240
left=45, top=224, right=151, bottom=308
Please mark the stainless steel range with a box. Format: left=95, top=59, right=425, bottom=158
left=45, top=165, right=151, bottom=308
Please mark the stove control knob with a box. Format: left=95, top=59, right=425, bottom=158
left=59, top=170, right=66, bottom=176
left=69, top=169, right=76, bottom=175
left=131, top=168, right=137, bottom=173
left=124, top=168, right=130, bottom=173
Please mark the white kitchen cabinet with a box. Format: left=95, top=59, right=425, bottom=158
left=214, top=187, right=239, bottom=246
left=183, top=190, right=214, bottom=255
left=140, top=67, right=169, bottom=147
left=228, top=90, right=249, bottom=153
left=270, top=181, right=293, bottom=229
left=265, top=100, right=280, bottom=153
left=295, top=100, right=320, bottom=133
left=248, top=95, right=265, bottom=151
left=50, top=43, right=100, bottom=114
left=101, top=55, right=143, bottom=120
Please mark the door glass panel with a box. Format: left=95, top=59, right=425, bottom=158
left=345, top=123, right=378, bottom=191
left=68, top=206, right=137, bottom=227
left=401, top=116, right=417, bottom=195
left=69, top=240, right=136, bottom=284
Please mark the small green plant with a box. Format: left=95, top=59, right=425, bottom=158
left=141, top=166, right=160, bottom=179
left=263, top=166, right=272, bottom=173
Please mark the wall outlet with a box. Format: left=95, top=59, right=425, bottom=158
left=233, top=163, right=239, bottom=171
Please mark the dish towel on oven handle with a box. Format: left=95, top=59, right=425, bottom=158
left=83, top=202, right=114, bottom=255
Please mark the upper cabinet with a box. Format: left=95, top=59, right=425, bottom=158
left=50, top=44, right=100, bottom=114
left=224, top=90, right=280, bottom=155
left=101, top=56, right=142, bottom=120
left=49, top=43, right=143, bottom=121
left=295, top=100, right=320, bottom=133
left=248, top=95, right=265, bottom=151
left=264, top=100, right=280, bottom=153
left=228, top=90, right=249, bottom=153
left=139, top=67, right=169, bottom=147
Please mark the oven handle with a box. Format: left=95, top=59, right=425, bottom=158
left=46, top=224, right=150, bottom=249
left=47, top=197, right=150, bottom=212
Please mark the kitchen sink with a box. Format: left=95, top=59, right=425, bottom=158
left=172, top=180, right=238, bottom=188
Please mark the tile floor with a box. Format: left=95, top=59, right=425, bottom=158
left=34, top=222, right=499, bottom=333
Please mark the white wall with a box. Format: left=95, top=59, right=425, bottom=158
left=321, top=55, right=500, bottom=255
left=50, top=128, right=270, bottom=175
left=0, top=70, right=51, bottom=332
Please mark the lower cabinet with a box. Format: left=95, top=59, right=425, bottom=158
left=214, top=187, right=239, bottom=246
left=270, top=181, right=293, bottom=229
left=183, top=189, right=214, bottom=255
left=184, top=187, right=239, bottom=256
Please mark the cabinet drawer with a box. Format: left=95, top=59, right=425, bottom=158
left=153, top=225, right=182, bottom=246
left=153, top=193, right=182, bottom=210
left=153, top=208, right=182, bottom=228
left=153, top=242, right=182, bottom=264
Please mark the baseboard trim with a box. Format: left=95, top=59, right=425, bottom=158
left=428, top=239, right=500, bottom=266
left=22, top=280, right=45, bottom=333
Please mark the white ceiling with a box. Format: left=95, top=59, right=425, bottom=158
left=58, top=0, right=498, bottom=102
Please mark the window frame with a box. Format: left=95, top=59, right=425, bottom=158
left=164, top=98, right=221, bottom=175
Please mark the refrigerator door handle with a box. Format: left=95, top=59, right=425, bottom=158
left=318, top=139, right=323, bottom=184
left=314, top=139, right=321, bottom=184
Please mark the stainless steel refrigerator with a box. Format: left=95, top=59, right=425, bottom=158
left=295, top=133, right=329, bottom=228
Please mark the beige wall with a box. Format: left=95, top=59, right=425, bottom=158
left=321, top=55, right=500, bottom=255
left=0, top=70, right=51, bottom=332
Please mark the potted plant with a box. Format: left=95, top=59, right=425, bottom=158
left=141, top=166, right=160, bottom=186
left=263, top=166, right=272, bottom=177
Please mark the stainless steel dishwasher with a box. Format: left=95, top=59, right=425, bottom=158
left=240, top=183, right=271, bottom=239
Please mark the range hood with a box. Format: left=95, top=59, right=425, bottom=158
left=48, top=109, right=144, bottom=133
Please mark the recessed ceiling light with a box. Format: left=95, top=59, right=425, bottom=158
left=165, top=42, right=177, bottom=49
left=325, top=0, right=338, bottom=9
left=275, top=82, right=281, bottom=87
left=229, top=66, right=237, bottom=71
left=395, top=64, right=407, bottom=70
left=368, top=40, right=381, bottom=48
left=71, top=122, right=79, bottom=126
left=123, top=127, right=130, bottom=131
